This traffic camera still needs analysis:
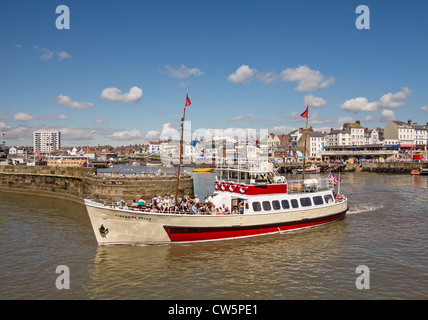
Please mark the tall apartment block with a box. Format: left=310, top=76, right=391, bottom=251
left=33, top=129, right=61, bottom=153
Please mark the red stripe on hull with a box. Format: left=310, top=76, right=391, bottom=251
left=163, top=210, right=347, bottom=242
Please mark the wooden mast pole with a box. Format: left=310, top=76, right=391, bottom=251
left=302, top=107, right=309, bottom=180
left=175, top=106, right=186, bottom=205
left=175, top=90, right=190, bottom=205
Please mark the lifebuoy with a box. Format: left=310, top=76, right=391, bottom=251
left=214, top=181, right=219, bottom=190
left=239, top=185, right=248, bottom=194
left=220, top=182, right=226, bottom=191
left=229, top=183, right=236, bottom=192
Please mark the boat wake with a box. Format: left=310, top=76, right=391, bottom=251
left=347, top=203, right=384, bottom=215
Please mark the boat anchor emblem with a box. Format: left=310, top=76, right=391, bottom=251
left=99, top=224, right=109, bottom=237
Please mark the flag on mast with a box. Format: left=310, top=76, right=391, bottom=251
left=300, top=105, right=309, bottom=118
left=185, top=90, right=191, bottom=107
left=328, top=172, right=338, bottom=185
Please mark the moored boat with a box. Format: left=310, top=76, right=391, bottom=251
left=411, top=167, right=428, bottom=175
left=193, top=168, right=215, bottom=173
left=84, top=162, right=348, bottom=245
left=293, top=164, right=321, bottom=174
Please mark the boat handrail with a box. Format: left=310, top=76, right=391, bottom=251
left=287, top=178, right=333, bottom=193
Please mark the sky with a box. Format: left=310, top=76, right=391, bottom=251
left=1, top=0, right=427, bottom=147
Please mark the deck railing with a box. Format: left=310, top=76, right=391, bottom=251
left=287, top=178, right=333, bottom=193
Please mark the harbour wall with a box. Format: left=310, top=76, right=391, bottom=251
left=0, top=166, right=194, bottom=204
left=278, top=161, right=427, bottom=174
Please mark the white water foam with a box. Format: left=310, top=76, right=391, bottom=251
left=347, top=203, right=384, bottom=215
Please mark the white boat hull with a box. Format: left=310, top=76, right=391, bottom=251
left=84, top=196, right=348, bottom=245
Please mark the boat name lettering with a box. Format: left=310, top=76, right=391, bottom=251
left=114, top=214, right=151, bottom=221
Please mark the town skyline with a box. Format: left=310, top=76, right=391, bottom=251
left=1, top=1, right=427, bottom=147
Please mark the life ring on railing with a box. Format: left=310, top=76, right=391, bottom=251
left=214, top=181, right=219, bottom=190
left=229, top=183, right=236, bottom=192
left=239, top=185, right=248, bottom=194
left=220, top=182, right=226, bottom=191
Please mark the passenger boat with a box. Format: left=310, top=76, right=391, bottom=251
left=193, top=168, right=215, bottom=173
left=84, top=162, right=348, bottom=245
left=294, top=164, right=321, bottom=174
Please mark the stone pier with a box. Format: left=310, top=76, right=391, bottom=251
left=0, top=166, right=194, bottom=204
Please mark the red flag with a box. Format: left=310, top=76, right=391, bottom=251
left=300, top=105, right=309, bottom=118
left=185, top=91, right=191, bottom=107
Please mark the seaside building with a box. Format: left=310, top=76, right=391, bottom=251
left=33, top=129, right=61, bottom=153
left=384, top=120, right=415, bottom=149
left=412, top=122, right=428, bottom=148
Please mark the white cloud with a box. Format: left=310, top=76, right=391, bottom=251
left=304, top=94, right=327, bottom=108
left=35, top=46, right=71, bottom=61
left=227, top=65, right=256, bottom=84
left=164, top=65, right=204, bottom=78
left=93, top=119, right=103, bottom=124
left=54, top=95, right=94, bottom=109
left=159, top=123, right=179, bottom=141
left=227, top=114, right=267, bottom=123
left=339, top=87, right=412, bottom=113
left=228, top=114, right=254, bottom=122
left=144, top=130, right=160, bottom=140
left=13, top=112, right=36, bottom=122
left=308, top=111, right=335, bottom=125
left=108, top=128, right=142, bottom=140
left=39, top=48, right=54, bottom=60
left=100, top=86, right=143, bottom=103
left=57, top=114, right=69, bottom=120
left=419, top=106, right=428, bottom=113
left=13, top=112, right=56, bottom=122
left=379, top=109, right=396, bottom=121
left=339, top=97, right=378, bottom=113
left=269, top=125, right=296, bottom=134
left=280, top=65, right=335, bottom=91
left=257, top=72, right=277, bottom=84
left=377, top=87, right=411, bottom=108
left=57, top=51, right=72, bottom=60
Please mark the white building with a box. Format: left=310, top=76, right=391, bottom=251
left=325, top=129, right=351, bottom=147
left=148, top=141, right=161, bottom=154
left=33, top=129, right=61, bottom=153
left=384, top=120, right=415, bottom=146
left=307, top=132, right=325, bottom=157
left=364, top=128, right=381, bottom=145
left=343, top=121, right=365, bottom=146
left=412, top=123, right=427, bottom=147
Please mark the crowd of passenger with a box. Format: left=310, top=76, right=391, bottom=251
left=115, top=194, right=244, bottom=215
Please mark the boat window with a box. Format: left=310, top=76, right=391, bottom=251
left=300, top=197, right=312, bottom=207
left=262, top=201, right=271, bottom=211
left=291, top=199, right=299, bottom=208
left=252, top=202, right=261, bottom=212
left=313, top=196, right=324, bottom=205
left=281, top=200, right=290, bottom=209
left=324, top=194, right=334, bottom=203
left=272, top=200, right=281, bottom=210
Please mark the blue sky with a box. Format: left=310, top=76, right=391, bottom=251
left=1, top=0, right=427, bottom=147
